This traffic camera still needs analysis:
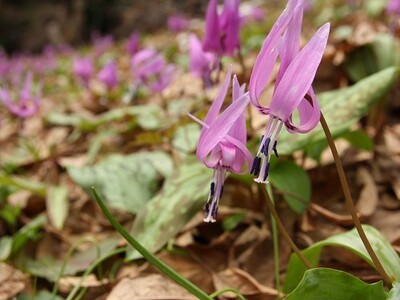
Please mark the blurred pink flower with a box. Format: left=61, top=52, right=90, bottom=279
left=249, top=0, right=330, bottom=183
left=126, top=32, right=140, bottom=55
left=387, top=0, right=400, bottom=15
left=97, top=61, right=118, bottom=90
left=167, top=15, right=190, bottom=32
left=0, top=73, right=41, bottom=118
left=189, top=66, right=252, bottom=222
left=73, top=56, right=93, bottom=87
left=131, top=48, right=176, bottom=93
left=92, top=32, right=114, bottom=56
left=189, top=34, right=218, bottom=87
left=203, top=0, right=241, bottom=56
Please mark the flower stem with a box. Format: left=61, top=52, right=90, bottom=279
left=319, top=112, right=392, bottom=288
left=267, top=185, right=281, bottom=299
left=92, top=188, right=213, bottom=300
left=209, top=288, right=246, bottom=300
left=261, top=186, right=313, bottom=269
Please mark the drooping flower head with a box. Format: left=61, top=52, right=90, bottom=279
left=73, top=56, right=93, bottom=88
left=167, top=15, right=190, bottom=32
left=203, top=0, right=241, bottom=56
left=0, top=72, right=41, bottom=118
left=97, top=61, right=118, bottom=90
left=126, top=32, right=140, bottom=56
left=189, top=66, right=252, bottom=222
left=387, top=0, right=400, bottom=15
left=249, top=0, right=330, bottom=183
left=189, top=34, right=218, bottom=88
left=131, top=48, right=176, bottom=93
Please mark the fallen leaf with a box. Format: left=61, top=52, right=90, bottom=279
left=356, top=167, right=379, bottom=218
left=0, top=263, right=29, bottom=300
left=106, top=275, right=196, bottom=300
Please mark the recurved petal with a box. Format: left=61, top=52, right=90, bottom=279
left=269, top=22, right=330, bottom=122
left=229, top=75, right=247, bottom=143
left=249, top=0, right=300, bottom=109
left=197, top=92, right=250, bottom=164
left=285, top=88, right=320, bottom=134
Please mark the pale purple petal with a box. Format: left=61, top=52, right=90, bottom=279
left=228, top=75, right=247, bottom=143
left=269, top=22, right=330, bottom=122
left=220, top=0, right=240, bottom=55
left=249, top=0, right=300, bottom=109
left=97, top=61, right=118, bottom=89
left=126, top=32, right=140, bottom=55
left=167, top=15, right=190, bottom=32
left=189, top=34, right=217, bottom=81
left=203, top=0, right=222, bottom=53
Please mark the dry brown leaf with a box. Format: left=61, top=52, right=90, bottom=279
left=58, top=274, right=109, bottom=293
left=0, top=263, right=29, bottom=300
left=106, top=275, right=196, bottom=300
left=213, top=268, right=278, bottom=299
left=356, top=167, right=379, bottom=218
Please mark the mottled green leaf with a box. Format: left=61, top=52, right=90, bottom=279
left=284, top=225, right=400, bottom=293
left=46, top=186, right=69, bottom=230
left=126, top=159, right=211, bottom=260
left=286, top=268, right=387, bottom=300
left=279, top=67, right=399, bottom=155
left=46, top=105, right=164, bottom=131
left=68, top=152, right=173, bottom=214
left=269, top=161, right=311, bottom=214
left=172, top=123, right=201, bottom=154
left=387, top=282, right=400, bottom=300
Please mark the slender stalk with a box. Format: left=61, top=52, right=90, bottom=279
left=261, top=187, right=313, bottom=269
left=267, top=185, right=281, bottom=299
left=209, top=288, right=246, bottom=300
left=320, top=113, right=392, bottom=288
left=92, top=188, right=213, bottom=300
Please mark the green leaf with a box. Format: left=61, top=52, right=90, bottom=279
left=222, top=212, right=247, bottom=231
left=284, top=225, right=400, bottom=293
left=341, top=130, right=374, bottom=151
left=126, top=159, right=211, bottom=260
left=25, top=237, right=119, bottom=281
left=286, top=268, right=387, bottom=300
left=171, top=123, right=201, bottom=154
left=17, top=290, right=64, bottom=300
left=12, top=214, right=47, bottom=255
left=46, top=105, right=164, bottom=132
left=387, top=282, right=400, bottom=300
left=269, top=161, right=311, bottom=214
left=0, top=236, right=12, bottom=261
left=278, top=67, right=399, bottom=155
left=68, top=151, right=173, bottom=214
left=46, top=186, right=69, bottom=230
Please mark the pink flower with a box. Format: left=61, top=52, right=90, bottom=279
left=0, top=73, right=41, bottom=118
left=189, top=34, right=218, bottom=87
left=189, top=66, right=252, bottom=222
left=92, top=32, right=114, bottom=56
left=203, top=0, right=241, bottom=56
left=249, top=0, right=330, bottom=183
left=73, top=56, right=93, bottom=87
left=126, top=32, right=140, bottom=56
left=167, top=15, right=190, bottom=32
left=131, top=48, right=176, bottom=93
left=97, top=61, right=118, bottom=90
left=387, top=0, right=400, bottom=15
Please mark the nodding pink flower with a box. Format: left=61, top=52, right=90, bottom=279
left=0, top=73, right=41, bottom=118
left=249, top=0, right=330, bottom=183
left=126, top=32, right=140, bottom=55
left=92, top=32, right=114, bottom=56
left=167, top=15, right=190, bottom=32
left=203, top=0, right=241, bottom=56
left=387, top=0, right=400, bottom=15
left=189, top=66, right=252, bottom=222
left=189, top=34, right=218, bottom=88
left=73, top=56, right=93, bottom=87
left=131, top=48, right=176, bottom=93
left=97, top=61, right=118, bottom=90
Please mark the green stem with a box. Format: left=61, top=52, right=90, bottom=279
left=267, top=185, right=281, bottom=299
left=320, top=113, right=392, bottom=288
left=209, top=288, right=246, bottom=300
left=91, top=188, right=213, bottom=300
left=261, top=187, right=313, bottom=269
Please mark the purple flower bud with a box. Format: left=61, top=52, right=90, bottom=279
left=97, top=61, right=118, bottom=90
